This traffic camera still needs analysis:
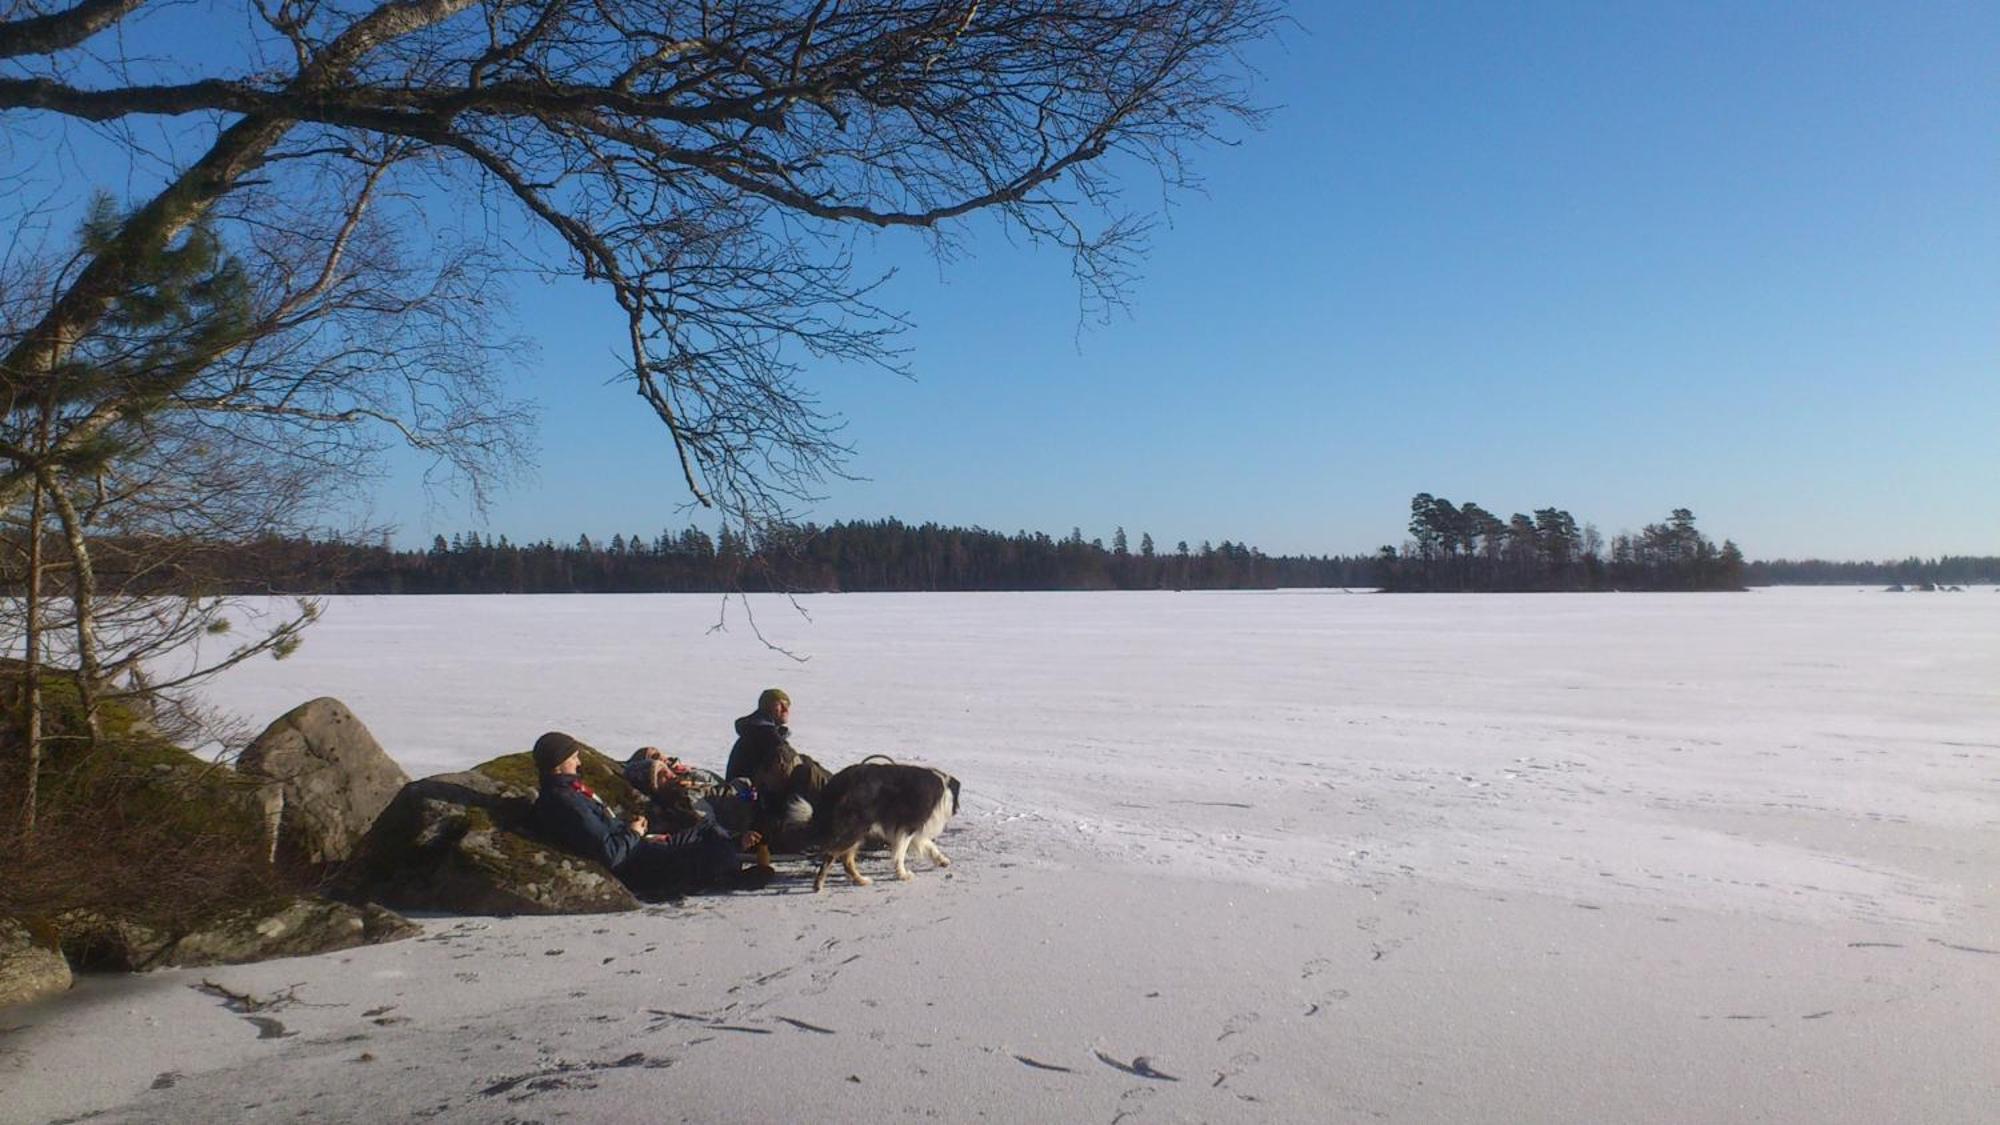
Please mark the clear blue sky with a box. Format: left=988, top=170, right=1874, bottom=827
left=35, top=3, right=2000, bottom=560
left=410, top=2, right=1997, bottom=561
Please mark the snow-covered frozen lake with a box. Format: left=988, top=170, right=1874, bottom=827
left=15, top=586, right=1999, bottom=1123
left=197, top=586, right=1999, bottom=924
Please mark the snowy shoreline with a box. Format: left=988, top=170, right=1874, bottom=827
left=7, top=588, right=1997, bottom=1122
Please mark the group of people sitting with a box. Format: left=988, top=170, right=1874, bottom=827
left=531, top=688, right=823, bottom=897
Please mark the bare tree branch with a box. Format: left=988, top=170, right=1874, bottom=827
left=0, top=0, right=147, bottom=61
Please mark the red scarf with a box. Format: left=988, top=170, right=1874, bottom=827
left=564, top=776, right=613, bottom=813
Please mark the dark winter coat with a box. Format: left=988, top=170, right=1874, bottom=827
left=727, top=713, right=836, bottom=851
left=536, top=773, right=641, bottom=870
left=727, top=712, right=798, bottom=794
left=536, top=772, right=747, bottom=896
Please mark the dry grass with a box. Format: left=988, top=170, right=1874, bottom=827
left=2, top=669, right=303, bottom=940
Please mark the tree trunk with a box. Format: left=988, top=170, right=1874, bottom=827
left=19, top=471, right=45, bottom=844
left=17, top=390, right=56, bottom=842
left=40, top=469, right=102, bottom=745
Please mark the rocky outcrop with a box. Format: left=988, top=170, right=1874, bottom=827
left=55, top=898, right=419, bottom=972
left=158, top=898, right=419, bottom=969
left=239, top=698, right=410, bottom=866
left=51, top=911, right=172, bottom=972
left=0, top=917, right=70, bottom=1008
left=335, top=749, right=643, bottom=915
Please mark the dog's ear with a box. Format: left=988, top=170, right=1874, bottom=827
left=947, top=775, right=961, bottom=815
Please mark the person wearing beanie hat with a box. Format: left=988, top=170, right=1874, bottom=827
left=623, top=745, right=747, bottom=837
left=532, top=731, right=772, bottom=895
left=533, top=731, right=586, bottom=776
left=728, top=689, right=795, bottom=789
left=727, top=689, right=813, bottom=865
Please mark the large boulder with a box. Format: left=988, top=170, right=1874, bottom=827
left=334, top=747, right=644, bottom=915
left=56, top=898, right=418, bottom=972
left=239, top=698, right=410, bottom=866
left=0, top=917, right=70, bottom=1008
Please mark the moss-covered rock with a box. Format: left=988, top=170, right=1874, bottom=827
left=54, top=897, right=418, bottom=971
left=473, top=746, right=641, bottom=806
left=2, top=706, right=293, bottom=947
left=1, top=662, right=282, bottom=871
left=155, top=897, right=418, bottom=969
left=145, top=759, right=285, bottom=864
left=3, top=671, right=425, bottom=987
left=333, top=743, right=643, bottom=915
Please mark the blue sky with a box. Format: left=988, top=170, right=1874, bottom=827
left=25, top=3, right=2000, bottom=560
left=414, top=2, right=1997, bottom=561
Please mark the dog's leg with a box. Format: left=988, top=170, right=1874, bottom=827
left=890, top=833, right=915, bottom=881
left=812, top=853, right=836, bottom=893
left=918, top=838, right=952, bottom=868
left=840, top=844, right=871, bottom=887
left=753, top=842, right=772, bottom=868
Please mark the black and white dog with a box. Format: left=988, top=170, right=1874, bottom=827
left=790, top=762, right=960, bottom=892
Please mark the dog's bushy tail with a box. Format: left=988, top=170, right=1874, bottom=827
left=785, top=795, right=814, bottom=829
left=789, top=793, right=844, bottom=856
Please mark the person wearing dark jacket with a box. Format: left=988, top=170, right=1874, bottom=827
left=727, top=689, right=819, bottom=862
left=726, top=688, right=797, bottom=792
left=533, top=732, right=771, bottom=896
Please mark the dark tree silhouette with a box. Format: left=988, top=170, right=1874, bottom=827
left=1380, top=493, right=1746, bottom=592
left=3, top=0, right=1282, bottom=528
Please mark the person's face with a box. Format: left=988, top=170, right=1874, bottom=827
left=560, top=752, right=581, bottom=774
left=772, top=698, right=791, bottom=725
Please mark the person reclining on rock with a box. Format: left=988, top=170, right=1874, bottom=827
left=533, top=732, right=771, bottom=896
left=623, top=745, right=756, bottom=836
left=625, top=744, right=695, bottom=795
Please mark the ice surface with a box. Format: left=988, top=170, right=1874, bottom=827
left=187, top=587, right=1999, bottom=922
left=9, top=587, right=1997, bottom=1123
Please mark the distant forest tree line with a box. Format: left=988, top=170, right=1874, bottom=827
left=161, top=521, right=1380, bottom=594
left=5, top=508, right=1989, bottom=598
left=1744, top=557, right=2000, bottom=586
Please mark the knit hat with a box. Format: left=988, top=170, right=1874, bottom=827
left=758, top=688, right=790, bottom=712
left=533, top=731, right=585, bottom=775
